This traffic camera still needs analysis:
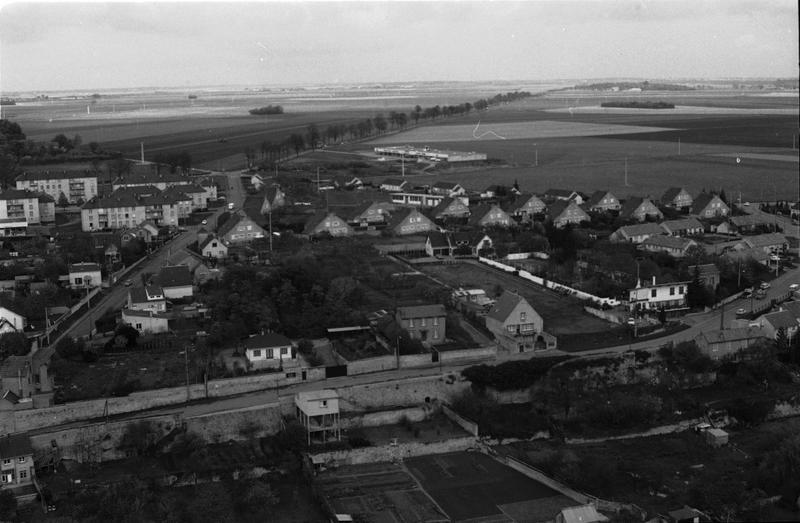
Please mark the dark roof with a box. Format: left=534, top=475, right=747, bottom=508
left=129, top=285, right=164, bottom=303
left=586, top=190, right=615, bottom=208
left=619, top=197, right=644, bottom=218
left=37, top=192, right=55, bottom=203
left=782, top=301, right=800, bottom=320
left=386, top=208, right=427, bottom=230
left=614, top=223, right=664, bottom=238
left=16, top=169, right=100, bottom=182
left=467, top=203, right=494, bottom=225
left=544, top=188, right=575, bottom=199
left=114, top=171, right=190, bottom=186
left=691, top=192, right=727, bottom=215
left=155, top=265, right=193, bottom=288
left=744, top=233, right=788, bottom=248
left=199, top=234, right=224, bottom=251
left=0, top=188, right=39, bottom=201
left=427, top=231, right=450, bottom=249
left=0, top=434, right=34, bottom=458
left=660, top=187, right=687, bottom=204
left=661, top=217, right=703, bottom=232
left=69, top=262, right=101, bottom=273
left=396, top=304, right=446, bottom=319
left=217, top=212, right=266, bottom=239
left=642, top=235, right=695, bottom=250
left=432, top=181, right=460, bottom=190
left=698, top=327, right=765, bottom=345
left=381, top=178, right=407, bottom=187
left=82, top=185, right=181, bottom=210
left=242, top=332, right=292, bottom=349
left=303, top=211, right=348, bottom=234
left=506, top=193, right=544, bottom=213
left=486, top=291, right=528, bottom=322
left=687, top=264, right=719, bottom=277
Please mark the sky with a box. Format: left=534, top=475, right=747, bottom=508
left=0, top=0, right=797, bottom=92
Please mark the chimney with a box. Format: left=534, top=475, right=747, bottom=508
left=652, top=276, right=656, bottom=286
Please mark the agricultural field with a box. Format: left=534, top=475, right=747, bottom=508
left=405, top=451, right=576, bottom=522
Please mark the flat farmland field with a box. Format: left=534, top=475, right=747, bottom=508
left=418, top=262, right=611, bottom=336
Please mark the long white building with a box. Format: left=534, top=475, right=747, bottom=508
left=15, top=169, right=99, bottom=205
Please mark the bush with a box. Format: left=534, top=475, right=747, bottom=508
left=727, top=397, right=775, bottom=426
left=56, top=336, right=85, bottom=360
left=462, top=356, right=571, bottom=391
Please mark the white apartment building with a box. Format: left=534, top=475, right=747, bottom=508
left=15, top=170, right=98, bottom=205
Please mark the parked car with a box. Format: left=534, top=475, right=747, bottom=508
left=789, top=283, right=799, bottom=290
left=755, top=289, right=767, bottom=300
left=760, top=282, right=770, bottom=290
left=123, top=279, right=132, bottom=287
left=201, top=219, right=208, bottom=225
left=736, top=308, right=747, bottom=316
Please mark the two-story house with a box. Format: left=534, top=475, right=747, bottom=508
left=757, top=310, right=799, bottom=341
left=199, top=234, right=228, bottom=259
left=217, top=212, right=267, bottom=244
left=586, top=190, right=621, bottom=213
left=628, top=276, right=689, bottom=313
left=386, top=208, right=437, bottom=236
left=68, top=262, right=102, bottom=289
left=660, top=187, right=693, bottom=211
left=242, top=333, right=297, bottom=370
left=303, top=211, right=354, bottom=237
left=468, top=204, right=513, bottom=228
left=128, top=285, right=167, bottom=313
left=547, top=200, right=590, bottom=228
left=395, top=304, right=446, bottom=345
left=619, top=197, right=663, bottom=222
left=0, top=434, right=34, bottom=490
left=505, top=193, right=546, bottom=222
left=431, top=197, right=471, bottom=221
left=691, top=193, right=729, bottom=219
left=485, top=291, right=554, bottom=352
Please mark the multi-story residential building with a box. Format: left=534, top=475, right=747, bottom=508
left=37, top=193, right=56, bottom=223
left=0, top=189, right=41, bottom=224
left=112, top=168, right=191, bottom=191
left=15, top=169, right=99, bottom=205
left=628, top=276, right=689, bottom=313
left=660, top=187, right=693, bottom=210
left=81, top=186, right=180, bottom=231
left=395, top=304, right=447, bottom=345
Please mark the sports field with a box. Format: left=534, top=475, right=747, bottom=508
left=405, top=452, right=576, bottom=522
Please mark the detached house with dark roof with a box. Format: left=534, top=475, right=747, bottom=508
left=425, top=232, right=452, bottom=257
left=660, top=217, right=704, bottom=237
left=243, top=333, right=296, bottom=370
left=485, top=291, right=555, bottom=352
left=128, top=285, right=166, bottom=312
left=547, top=200, right=590, bottom=228
left=217, top=212, right=267, bottom=244
left=506, top=194, right=546, bottom=222
left=68, top=262, right=102, bottom=289
left=660, top=187, right=693, bottom=210
left=396, top=304, right=447, bottom=345
left=691, top=193, right=729, bottom=218
left=431, top=197, right=470, bottom=220
left=430, top=181, right=466, bottom=197
left=586, top=190, right=621, bottom=213
left=620, top=197, right=663, bottom=222
left=153, top=265, right=193, bottom=299
left=468, top=204, right=513, bottom=228
left=0, top=434, right=35, bottom=490
left=610, top=223, right=665, bottom=243
left=757, top=310, right=799, bottom=341
left=386, top=208, right=437, bottom=236
left=303, top=211, right=354, bottom=237
left=341, top=201, right=391, bottom=227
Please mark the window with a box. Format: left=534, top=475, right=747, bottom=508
left=520, top=312, right=527, bottom=322
left=266, top=349, right=274, bottom=359
left=651, top=289, right=657, bottom=298
left=320, top=400, right=328, bottom=408
left=421, top=318, right=426, bottom=327
left=669, top=287, right=675, bottom=296
left=19, top=470, right=27, bottom=479
left=679, top=286, right=684, bottom=294
left=281, top=347, right=288, bottom=355
left=507, top=325, right=515, bottom=333
left=18, top=456, right=25, bottom=463
left=408, top=319, right=414, bottom=328
left=252, top=349, right=261, bottom=358
left=136, top=323, right=142, bottom=330
left=433, top=317, right=439, bottom=326
left=2, top=459, right=10, bottom=465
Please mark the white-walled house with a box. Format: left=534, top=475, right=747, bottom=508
left=122, top=309, right=169, bottom=334
left=628, top=276, right=689, bottom=313
left=153, top=265, right=193, bottom=299
left=0, top=305, right=26, bottom=334
left=242, top=333, right=297, bottom=370
left=128, top=285, right=167, bottom=313
left=68, top=263, right=102, bottom=289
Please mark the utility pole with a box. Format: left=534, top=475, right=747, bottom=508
left=184, top=345, right=190, bottom=404
left=678, top=137, right=681, bottom=156
left=268, top=211, right=273, bottom=252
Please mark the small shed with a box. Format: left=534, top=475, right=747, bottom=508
left=704, top=428, right=728, bottom=447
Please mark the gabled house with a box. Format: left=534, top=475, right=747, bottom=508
left=695, top=327, right=766, bottom=360
left=485, top=291, right=554, bottom=352
left=619, top=197, right=663, bottom=222
left=468, top=204, right=513, bottom=228
left=242, top=333, right=297, bottom=370
left=217, top=212, right=267, bottom=244
left=395, top=304, right=447, bottom=345
left=121, top=221, right=160, bottom=245
left=430, top=181, right=466, bottom=197
left=379, top=179, right=409, bottom=192
left=725, top=214, right=778, bottom=234
left=128, top=285, right=166, bottom=312
left=303, top=211, right=354, bottom=237
left=0, top=434, right=35, bottom=489
left=425, top=232, right=452, bottom=257
left=660, top=217, right=704, bottom=237
left=586, top=190, right=621, bottom=212
left=547, top=200, right=589, bottom=228
left=610, top=223, right=665, bottom=243
left=341, top=201, right=390, bottom=226
left=122, top=309, right=169, bottom=334
left=757, top=310, right=799, bottom=341
left=0, top=356, right=33, bottom=399
left=742, top=233, right=788, bottom=254
left=724, top=246, right=770, bottom=266
left=660, top=187, right=693, bottom=210
left=153, top=265, right=193, bottom=299
left=544, top=188, right=583, bottom=205
left=0, top=304, right=26, bottom=334
left=261, top=186, right=286, bottom=214
left=452, top=232, right=494, bottom=257
left=628, top=276, right=689, bottom=313
left=691, top=193, right=729, bottom=218
left=199, top=234, right=228, bottom=259
left=68, top=262, right=102, bottom=289
left=640, top=235, right=697, bottom=257
left=386, top=208, right=437, bottom=236
left=505, top=194, right=546, bottom=222
left=431, top=197, right=471, bottom=220
left=687, top=264, right=720, bottom=289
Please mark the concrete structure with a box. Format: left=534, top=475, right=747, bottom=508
left=386, top=208, right=437, bottom=236
left=586, top=190, right=621, bottom=212
left=610, top=223, right=665, bottom=244
left=16, top=169, right=99, bottom=205
left=694, top=327, right=765, bottom=360
left=468, top=204, right=513, bottom=228
left=395, top=304, right=447, bottom=345
left=153, top=265, right=193, bottom=299
left=217, top=212, right=267, bottom=244
left=705, top=428, right=729, bottom=447
left=295, top=390, right=341, bottom=445
left=68, top=262, right=102, bottom=289
left=506, top=193, right=546, bottom=222
left=628, top=276, right=689, bottom=313
left=122, top=309, right=169, bottom=334
left=303, top=211, right=354, bottom=237
left=485, top=291, right=553, bottom=353
left=547, top=200, right=590, bottom=228
left=691, top=193, right=729, bottom=218
left=0, top=434, right=34, bottom=489
left=128, top=285, right=167, bottom=313
left=660, top=217, right=704, bottom=237
left=0, top=189, right=41, bottom=225
left=639, top=235, right=697, bottom=257
left=242, top=333, right=296, bottom=370
left=660, top=187, right=693, bottom=210
left=619, top=197, right=663, bottom=222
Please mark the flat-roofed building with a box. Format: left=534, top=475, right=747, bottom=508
left=295, top=390, right=341, bottom=445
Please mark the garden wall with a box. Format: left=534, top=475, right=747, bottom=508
left=341, top=406, right=431, bottom=430
left=336, top=374, right=470, bottom=411
left=346, top=355, right=397, bottom=375
left=399, top=353, right=433, bottom=368
left=438, top=346, right=497, bottom=364
left=310, top=436, right=476, bottom=466
left=442, top=403, right=479, bottom=437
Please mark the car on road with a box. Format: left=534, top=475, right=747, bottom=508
left=123, top=279, right=132, bottom=287
left=736, top=308, right=747, bottom=316
left=790, top=283, right=799, bottom=290
left=201, top=219, right=208, bottom=225
left=755, top=289, right=767, bottom=300
left=228, top=202, right=235, bottom=210
left=759, top=282, right=770, bottom=290
left=626, top=317, right=636, bottom=326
